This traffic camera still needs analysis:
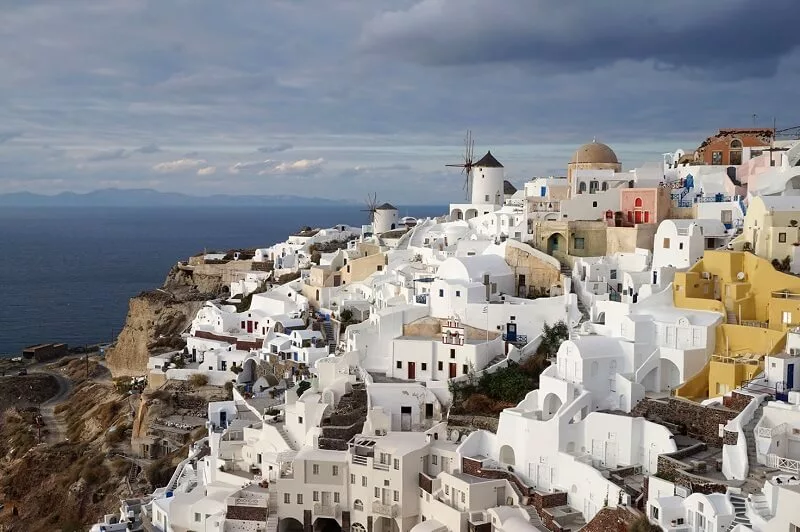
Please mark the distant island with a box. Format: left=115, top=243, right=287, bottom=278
left=0, top=188, right=355, bottom=207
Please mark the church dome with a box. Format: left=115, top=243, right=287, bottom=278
left=570, top=141, right=619, bottom=165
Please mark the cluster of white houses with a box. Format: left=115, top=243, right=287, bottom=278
left=94, top=130, right=800, bottom=532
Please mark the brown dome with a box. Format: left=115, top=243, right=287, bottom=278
left=570, top=141, right=619, bottom=165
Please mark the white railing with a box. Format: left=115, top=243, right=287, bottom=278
left=766, top=453, right=800, bottom=474
left=756, top=423, right=787, bottom=438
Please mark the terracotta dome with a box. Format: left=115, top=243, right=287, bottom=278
left=570, top=141, right=619, bottom=165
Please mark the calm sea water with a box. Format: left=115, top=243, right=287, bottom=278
left=0, top=205, right=445, bottom=356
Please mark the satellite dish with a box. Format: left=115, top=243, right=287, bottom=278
left=736, top=272, right=746, bottom=281
left=449, top=429, right=460, bottom=442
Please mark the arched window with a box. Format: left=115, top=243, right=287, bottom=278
left=601, top=181, right=608, bottom=191
left=353, top=501, right=364, bottom=512
left=352, top=524, right=366, bottom=532
left=605, top=210, right=613, bottom=219
left=634, top=197, right=643, bottom=208
left=589, top=180, right=599, bottom=193
left=578, top=182, right=587, bottom=194
left=730, top=139, right=743, bottom=149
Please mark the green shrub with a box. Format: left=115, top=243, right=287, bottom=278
left=296, top=380, right=311, bottom=397
left=188, top=374, right=209, bottom=388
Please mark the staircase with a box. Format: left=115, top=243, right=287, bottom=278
left=744, top=402, right=766, bottom=475
left=277, top=425, right=298, bottom=451
left=321, top=320, right=337, bottom=354
left=522, top=504, right=544, bottom=530
left=266, top=484, right=279, bottom=531
left=576, top=297, right=590, bottom=322
left=727, top=492, right=752, bottom=530
left=727, top=310, right=738, bottom=325
left=486, top=353, right=506, bottom=368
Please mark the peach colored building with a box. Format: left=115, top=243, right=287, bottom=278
left=695, top=128, right=773, bottom=166
left=619, top=187, right=672, bottom=225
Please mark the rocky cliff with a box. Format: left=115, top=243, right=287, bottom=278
left=106, top=264, right=223, bottom=377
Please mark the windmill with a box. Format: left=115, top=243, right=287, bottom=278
left=446, top=130, right=475, bottom=200
left=362, top=192, right=379, bottom=224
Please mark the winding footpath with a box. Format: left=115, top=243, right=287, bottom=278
left=31, top=367, right=73, bottom=444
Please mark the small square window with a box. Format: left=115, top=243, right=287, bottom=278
left=332, top=465, right=339, bottom=476
left=298, top=416, right=303, bottom=424
left=663, top=237, right=670, bottom=248
left=334, top=492, right=340, bottom=503
left=396, top=361, right=402, bottom=369
left=394, top=458, right=400, bottom=469
left=463, top=364, right=469, bottom=375
left=450, top=349, right=456, bottom=359
left=421, top=363, right=427, bottom=371
left=438, top=289, right=444, bottom=297
left=374, top=487, right=380, bottom=498
left=779, top=232, right=787, bottom=243
left=438, top=361, right=443, bottom=371
left=284, top=493, right=291, bottom=504
left=312, top=464, right=319, bottom=475
left=362, top=476, right=367, bottom=486
left=350, top=474, right=355, bottom=484
left=394, top=490, right=399, bottom=502
left=592, top=201, right=598, bottom=207
left=432, top=455, right=438, bottom=465
left=455, top=290, right=461, bottom=297
left=313, top=491, right=319, bottom=502
left=297, top=494, right=303, bottom=504
left=574, top=237, right=585, bottom=250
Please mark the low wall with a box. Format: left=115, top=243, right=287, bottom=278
left=164, top=368, right=233, bottom=387
left=632, top=396, right=742, bottom=446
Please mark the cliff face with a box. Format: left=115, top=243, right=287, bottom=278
left=106, top=264, right=222, bottom=377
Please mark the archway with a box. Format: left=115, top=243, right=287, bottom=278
left=314, top=518, right=342, bottom=532
left=451, top=208, right=464, bottom=220
left=660, top=358, right=681, bottom=391
left=542, top=393, right=563, bottom=420
left=374, top=517, right=400, bottom=532
left=499, top=445, right=516, bottom=466
left=465, top=209, right=479, bottom=220
left=279, top=518, right=304, bottom=532
left=547, top=233, right=566, bottom=255
left=640, top=366, right=658, bottom=392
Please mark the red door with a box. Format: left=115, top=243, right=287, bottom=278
left=634, top=211, right=643, bottom=224
left=644, top=211, right=650, bottom=223
left=247, top=320, right=253, bottom=333
left=449, top=363, right=457, bottom=378
left=408, top=362, right=416, bottom=380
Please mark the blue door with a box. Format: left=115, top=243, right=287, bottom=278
left=788, top=363, right=795, bottom=389
left=540, top=186, right=547, bottom=197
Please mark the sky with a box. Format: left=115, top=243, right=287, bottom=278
left=0, top=0, right=798, bottom=204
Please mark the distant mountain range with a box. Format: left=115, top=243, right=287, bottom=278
left=0, top=188, right=355, bottom=207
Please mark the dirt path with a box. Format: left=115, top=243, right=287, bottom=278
left=31, top=368, right=73, bottom=444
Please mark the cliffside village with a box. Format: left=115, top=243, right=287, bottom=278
left=92, top=129, right=800, bottom=532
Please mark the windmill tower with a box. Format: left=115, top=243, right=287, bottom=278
left=446, top=130, right=476, bottom=200
left=362, top=192, right=379, bottom=225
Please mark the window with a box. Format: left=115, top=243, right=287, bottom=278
left=438, top=289, right=444, bottom=297
left=432, top=455, right=438, bottom=465
left=362, top=476, right=367, bottom=487
left=284, top=493, right=291, bottom=504
left=445, top=485, right=450, bottom=495
left=438, top=361, right=443, bottom=371
left=297, top=494, right=303, bottom=504
left=663, top=238, right=670, bottom=248
left=578, top=182, right=587, bottom=194
left=461, top=492, right=466, bottom=503
left=394, top=458, right=400, bottom=469
left=354, top=500, right=364, bottom=511
left=592, top=201, right=598, bottom=208
left=712, top=151, right=723, bottom=165
left=313, top=491, right=319, bottom=502
left=313, top=464, right=319, bottom=475
left=195, top=513, right=201, bottom=522
left=634, top=197, right=643, bottom=208
left=396, top=361, right=402, bottom=369
left=332, top=465, right=339, bottom=476
left=351, top=474, right=355, bottom=484
left=450, top=349, right=456, bottom=359
left=421, top=363, right=427, bottom=370
left=455, top=290, right=461, bottom=297
left=334, top=492, right=340, bottom=503
left=374, top=487, right=380, bottom=498
left=574, top=237, right=585, bottom=250
left=651, top=506, right=659, bottom=519
left=780, top=232, right=787, bottom=243
left=298, top=416, right=303, bottom=424
left=394, top=490, right=399, bottom=502
left=610, top=269, right=617, bottom=280
left=783, top=311, right=793, bottom=325
left=463, top=364, right=469, bottom=375
left=679, top=242, right=684, bottom=250
left=377, top=265, right=383, bottom=271
left=485, top=195, right=490, bottom=202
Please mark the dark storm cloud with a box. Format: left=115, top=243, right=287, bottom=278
left=360, top=0, right=800, bottom=79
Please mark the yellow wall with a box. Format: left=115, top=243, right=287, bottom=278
left=708, top=360, right=762, bottom=398
left=339, top=252, right=387, bottom=285
left=675, top=361, right=710, bottom=400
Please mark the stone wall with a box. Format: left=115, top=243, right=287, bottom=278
left=656, top=451, right=729, bottom=495
left=448, top=414, right=499, bottom=433
left=631, top=396, right=740, bottom=446
left=532, top=491, right=569, bottom=532
left=723, top=391, right=754, bottom=411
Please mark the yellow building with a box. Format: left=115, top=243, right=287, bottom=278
left=732, top=195, right=800, bottom=264
left=673, top=250, right=800, bottom=397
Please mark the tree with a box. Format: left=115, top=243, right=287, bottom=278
left=629, top=516, right=663, bottom=532
left=340, top=308, right=353, bottom=322
left=188, top=374, right=209, bottom=388
left=537, top=320, right=570, bottom=359
left=296, top=380, right=312, bottom=397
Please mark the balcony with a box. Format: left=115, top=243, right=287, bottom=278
left=372, top=501, right=399, bottom=517
left=351, top=455, right=368, bottom=466
left=374, top=462, right=390, bottom=471
left=314, top=503, right=340, bottom=517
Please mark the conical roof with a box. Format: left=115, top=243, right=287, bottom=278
left=474, top=151, right=504, bottom=168
left=503, top=180, right=517, bottom=195
left=375, top=203, right=397, bottom=211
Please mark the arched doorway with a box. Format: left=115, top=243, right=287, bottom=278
left=499, top=445, right=515, bottom=466
left=314, top=518, right=342, bottom=532
left=660, top=359, right=681, bottom=391
left=374, top=517, right=400, bottom=532
left=547, top=233, right=566, bottom=255
left=542, top=393, right=563, bottom=420
left=451, top=208, right=464, bottom=220
left=279, top=518, right=304, bottom=532
left=237, top=358, right=257, bottom=384
left=465, top=208, right=479, bottom=220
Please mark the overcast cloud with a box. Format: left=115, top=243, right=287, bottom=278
left=0, top=0, right=797, bottom=204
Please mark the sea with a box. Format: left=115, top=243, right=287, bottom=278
left=0, top=205, right=446, bottom=356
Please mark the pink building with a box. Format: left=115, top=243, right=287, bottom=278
left=619, top=188, right=672, bottom=225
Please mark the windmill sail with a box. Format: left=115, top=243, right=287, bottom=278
left=446, top=130, right=475, bottom=200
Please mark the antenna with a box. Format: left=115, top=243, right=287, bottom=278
left=446, top=130, right=475, bottom=200
left=362, top=192, right=379, bottom=223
